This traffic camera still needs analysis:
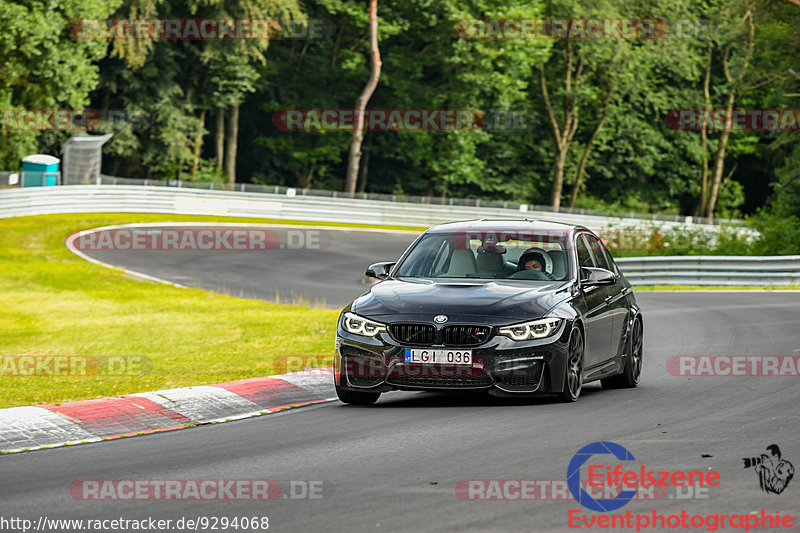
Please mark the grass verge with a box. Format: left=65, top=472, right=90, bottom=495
left=0, top=213, right=423, bottom=408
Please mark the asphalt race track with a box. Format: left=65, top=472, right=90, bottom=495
left=72, top=225, right=420, bottom=309
left=3, top=225, right=799, bottom=532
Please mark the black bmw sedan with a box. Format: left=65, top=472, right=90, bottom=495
left=334, top=220, right=643, bottom=404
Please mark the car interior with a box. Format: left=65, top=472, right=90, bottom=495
left=444, top=243, right=568, bottom=280
left=394, top=233, right=571, bottom=281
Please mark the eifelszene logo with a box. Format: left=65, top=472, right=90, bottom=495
left=743, top=444, right=795, bottom=495
left=567, top=441, right=721, bottom=512
left=567, top=441, right=638, bottom=512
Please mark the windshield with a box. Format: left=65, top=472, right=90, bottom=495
left=394, top=230, right=571, bottom=281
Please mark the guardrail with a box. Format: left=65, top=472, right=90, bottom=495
left=64, top=174, right=736, bottom=226
left=616, top=256, right=800, bottom=286
left=5, top=185, right=791, bottom=286
left=0, top=184, right=723, bottom=233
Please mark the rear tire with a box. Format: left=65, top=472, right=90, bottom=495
left=336, top=385, right=381, bottom=405
left=602, top=316, right=642, bottom=389
left=558, top=327, right=584, bottom=403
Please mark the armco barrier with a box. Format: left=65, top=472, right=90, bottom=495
left=615, top=256, right=800, bottom=286
left=0, top=184, right=718, bottom=232
left=4, top=185, right=793, bottom=287
left=68, top=174, right=736, bottom=226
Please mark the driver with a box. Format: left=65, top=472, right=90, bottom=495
left=516, top=251, right=556, bottom=280
left=523, top=258, right=543, bottom=271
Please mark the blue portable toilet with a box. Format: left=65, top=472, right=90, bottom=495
left=21, top=154, right=60, bottom=187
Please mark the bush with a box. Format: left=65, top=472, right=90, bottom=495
left=749, top=211, right=800, bottom=255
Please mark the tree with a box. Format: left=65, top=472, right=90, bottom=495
left=695, top=0, right=792, bottom=218
left=344, top=0, right=381, bottom=195
left=208, top=57, right=259, bottom=184
left=98, top=0, right=302, bottom=182
left=0, top=0, right=121, bottom=168
left=537, top=0, right=701, bottom=210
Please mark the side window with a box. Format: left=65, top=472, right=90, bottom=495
left=585, top=234, right=611, bottom=271
left=576, top=234, right=594, bottom=272
left=601, top=242, right=620, bottom=275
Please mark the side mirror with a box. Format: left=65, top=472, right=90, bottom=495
left=366, top=261, right=395, bottom=280
left=580, top=267, right=616, bottom=286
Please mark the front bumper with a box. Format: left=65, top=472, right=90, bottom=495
left=335, top=320, right=572, bottom=396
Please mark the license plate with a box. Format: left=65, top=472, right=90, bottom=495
left=404, top=348, right=472, bottom=365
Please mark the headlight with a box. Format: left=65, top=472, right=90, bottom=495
left=343, top=312, right=387, bottom=337
left=499, top=317, right=562, bottom=341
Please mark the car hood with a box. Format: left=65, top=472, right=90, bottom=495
left=352, top=278, right=573, bottom=324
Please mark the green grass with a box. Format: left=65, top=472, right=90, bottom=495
left=0, top=213, right=423, bottom=408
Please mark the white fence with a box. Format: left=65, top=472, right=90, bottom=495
left=0, top=184, right=720, bottom=231
left=54, top=174, right=735, bottom=226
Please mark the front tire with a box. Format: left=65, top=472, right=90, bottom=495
left=336, top=385, right=381, bottom=405
left=558, top=327, right=584, bottom=402
left=602, top=316, right=642, bottom=389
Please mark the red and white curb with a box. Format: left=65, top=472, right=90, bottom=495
left=0, top=370, right=335, bottom=454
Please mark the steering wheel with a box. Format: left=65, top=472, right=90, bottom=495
left=509, top=270, right=550, bottom=281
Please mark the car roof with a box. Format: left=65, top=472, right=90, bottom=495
left=424, top=219, right=587, bottom=234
